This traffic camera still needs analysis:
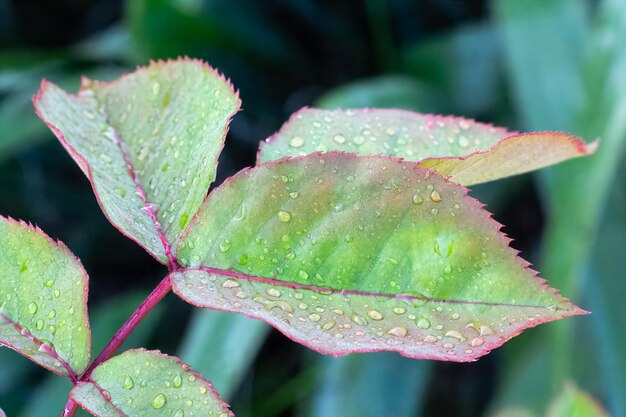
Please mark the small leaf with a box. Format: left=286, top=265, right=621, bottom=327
left=33, top=58, right=240, bottom=264
left=547, top=384, right=609, bottom=417
left=172, top=152, right=583, bottom=361
left=0, top=216, right=91, bottom=376
left=71, top=349, right=232, bottom=417
left=257, top=108, right=596, bottom=186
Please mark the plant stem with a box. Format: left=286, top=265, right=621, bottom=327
left=61, top=399, right=78, bottom=417
left=60, top=274, right=173, bottom=417
left=82, top=274, right=173, bottom=379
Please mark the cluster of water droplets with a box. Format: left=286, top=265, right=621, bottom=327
left=92, top=354, right=230, bottom=417
left=263, top=109, right=507, bottom=163
left=173, top=269, right=552, bottom=360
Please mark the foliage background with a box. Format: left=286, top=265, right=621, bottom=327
left=0, top=0, right=624, bottom=416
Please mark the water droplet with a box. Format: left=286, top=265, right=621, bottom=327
left=451, top=312, right=460, bottom=320
left=219, top=240, right=231, bottom=253
left=123, top=376, right=134, bottom=390
left=277, top=210, right=292, bottom=223
left=459, top=136, right=470, bottom=148
left=171, top=374, right=182, bottom=388
left=266, top=288, right=281, bottom=298
left=323, top=320, right=336, bottom=330
left=222, top=279, right=240, bottom=288
left=412, top=194, right=424, bottom=205
left=298, top=270, right=309, bottom=280
left=388, top=326, right=408, bottom=337
left=308, top=313, right=321, bottom=322
left=417, top=318, right=431, bottom=329
left=392, top=307, right=406, bottom=315
left=445, top=330, right=466, bottom=341
left=470, top=337, right=484, bottom=347
left=424, top=334, right=438, bottom=343
left=47, top=309, right=56, bottom=319
left=367, top=309, right=383, bottom=320
left=352, top=314, right=368, bottom=326
left=174, top=410, right=185, bottom=417
left=36, top=319, right=44, bottom=330
left=152, top=82, right=160, bottom=95
left=151, top=393, right=166, bottom=409
left=200, top=386, right=208, bottom=394
left=27, top=302, right=38, bottom=315
left=289, top=136, right=304, bottom=148
left=443, top=265, right=452, bottom=274
left=430, top=190, right=442, bottom=202
left=333, top=134, right=346, bottom=144
left=289, top=192, right=299, bottom=199
left=44, top=280, right=55, bottom=288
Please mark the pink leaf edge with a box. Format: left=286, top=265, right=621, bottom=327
left=0, top=215, right=91, bottom=378
left=32, top=57, right=241, bottom=266
left=70, top=348, right=234, bottom=417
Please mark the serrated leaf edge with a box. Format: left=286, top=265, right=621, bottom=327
left=70, top=348, right=234, bottom=417
left=0, top=215, right=91, bottom=378
left=172, top=151, right=587, bottom=362
left=32, top=57, right=242, bottom=266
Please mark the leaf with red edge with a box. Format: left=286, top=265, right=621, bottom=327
left=257, top=108, right=596, bottom=186
left=172, top=152, right=584, bottom=362
left=71, top=349, right=232, bottom=417
left=0, top=216, right=91, bottom=377
left=33, top=58, right=240, bottom=265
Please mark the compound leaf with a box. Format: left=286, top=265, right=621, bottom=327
left=172, top=152, right=582, bottom=362
left=71, top=349, right=232, bottom=417
left=33, top=58, right=240, bottom=264
left=257, top=108, right=595, bottom=186
left=0, top=216, right=91, bottom=376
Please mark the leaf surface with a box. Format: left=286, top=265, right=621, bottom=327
left=71, top=349, right=232, bottom=417
left=33, top=58, right=240, bottom=264
left=172, top=152, right=582, bottom=361
left=257, top=109, right=595, bottom=186
left=0, top=216, right=90, bottom=376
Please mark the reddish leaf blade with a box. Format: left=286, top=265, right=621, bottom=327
left=0, top=216, right=91, bottom=376
left=172, top=152, right=583, bottom=361
left=258, top=108, right=595, bottom=185
left=33, top=58, right=240, bottom=264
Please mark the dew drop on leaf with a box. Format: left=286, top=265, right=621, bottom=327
left=151, top=393, right=167, bottom=409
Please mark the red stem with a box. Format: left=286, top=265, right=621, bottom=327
left=61, top=399, right=79, bottom=417
left=82, top=275, right=172, bottom=379
left=60, top=274, right=173, bottom=417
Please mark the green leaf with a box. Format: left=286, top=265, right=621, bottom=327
left=33, top=58, right=240, bottom=264
left=178, top=309, right=270, bottom=400
left=257, top=109, right=595, bottom=186
left=0, top=216, right=91, bottom=376
left=18, top=292, right=164, bottom=417
left=172, top=152, right=582, bottom=361
left=547, top=384, right=609, bottom=417
left=71, top=349, right=232, bottom=417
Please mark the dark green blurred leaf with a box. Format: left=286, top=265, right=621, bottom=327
left=178, top=310, right=270, bottom=401
left=307, top=353, right=431, bottom=417
left=404, top=22, right=506, bottom=118
left=493, top=1, right=626, bottom=416
left=316, top=75, right=447, bottom=113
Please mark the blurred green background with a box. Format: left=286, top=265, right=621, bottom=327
left=0, top=0, right=624, bottom=416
